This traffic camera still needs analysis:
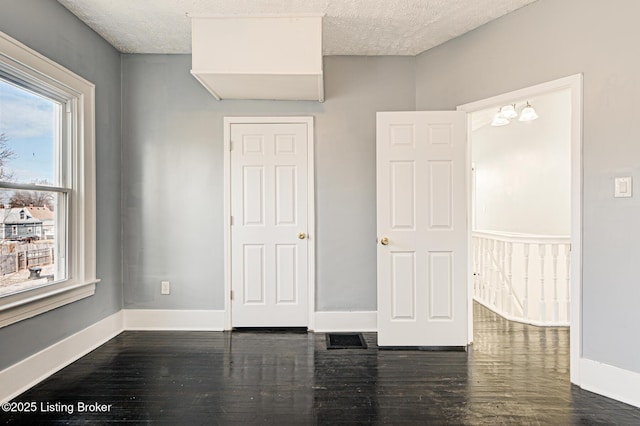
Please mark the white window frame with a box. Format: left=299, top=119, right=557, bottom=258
left=0, top=31, right=98, bottom=328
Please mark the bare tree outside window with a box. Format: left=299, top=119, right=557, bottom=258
left=0, top=132, right=16, bottom=183
left=9, top=179, right=55, bottom=211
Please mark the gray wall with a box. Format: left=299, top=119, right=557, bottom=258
left=122, top=55, right=415, bottom=311
left=11, top=0, right=634, bottom=386
left=416, top=0, right=640, bottom=374
left=0, top=0, right=122, bottom=369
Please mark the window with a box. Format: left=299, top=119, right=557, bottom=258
left=0, top=31, right=97, bottom=328
left=0, top=78, right=65, bottom=290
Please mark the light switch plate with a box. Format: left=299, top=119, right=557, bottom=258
left=614, top=177, right=633, bottom=198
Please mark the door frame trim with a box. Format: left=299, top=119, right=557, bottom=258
left=457, top=73, right=583, bottom=385
left=223, top=116, right=316, bottom=330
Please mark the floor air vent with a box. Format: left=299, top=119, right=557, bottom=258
left=326, top=333, right=367, bottom=349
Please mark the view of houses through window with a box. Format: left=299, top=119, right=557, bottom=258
left=0, top=77, right=63, bottom=297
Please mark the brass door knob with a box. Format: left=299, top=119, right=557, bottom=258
left=380, top=237, right=389, bottom=245
left=298, top=232, right=306, bottom=240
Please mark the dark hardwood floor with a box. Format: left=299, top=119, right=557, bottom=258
left=3, top=303, right=640, bottom=424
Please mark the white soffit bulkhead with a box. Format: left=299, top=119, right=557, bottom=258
left=190, top=15, right=324, bottom=102
left=57, top=0, right=540, bottom=101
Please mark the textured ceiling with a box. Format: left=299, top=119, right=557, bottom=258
left=56, top=0, right=537, bottom=56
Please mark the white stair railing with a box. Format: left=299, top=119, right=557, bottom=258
left=472, top=230, right=570, bottom=326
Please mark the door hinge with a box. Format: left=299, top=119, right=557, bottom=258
left=230, top=140, right=233, bottom=151
left=230, top=290, right=234, bottom=300
left=230, top=216, right=234, bottom=226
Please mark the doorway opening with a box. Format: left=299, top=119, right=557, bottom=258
left=458, top=74, right=583, bottom=384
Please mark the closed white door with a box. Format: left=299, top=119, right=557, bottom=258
left=376, top=111, right=468, bottom=347
left=230, top=122, right=310, bottom=327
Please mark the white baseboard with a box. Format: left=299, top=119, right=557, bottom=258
left=123, top=309, right=225, bottom=331
left=580, top=358, right=640, bottom=408
left=0, top=308, right=373, bottom=403
left=0, top=309, right=224, bottom=402
left=6, top=308, right=639, bottom=412
left=312, top=311, right=377, bottom=332
left=474, top=298, right=569, bottom=327
left=0, top=310, right=124, bottom=403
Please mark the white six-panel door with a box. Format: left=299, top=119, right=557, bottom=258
left=230, top=121, right=310, bottom=327
left=376, top=111, right=468, bottom=347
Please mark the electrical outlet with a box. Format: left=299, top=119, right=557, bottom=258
left=161, top=281, right=170, bottom=295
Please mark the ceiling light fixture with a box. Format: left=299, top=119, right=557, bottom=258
left=519, top=101, right=539, bottom=122
left=499, top=104, right=518, bottom=119
left=491, top=109, right=510, bottom=127
left=490, top=101, right=539, bottom=127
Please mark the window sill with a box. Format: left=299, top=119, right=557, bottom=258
left=0, top=279, right=100, bottom=328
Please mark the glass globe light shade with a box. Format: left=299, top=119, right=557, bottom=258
left=499, top=104, right=518, bottom=119
left=519, top=102, right=539, bottom=122
left=491, top=113, right=510, bottom=126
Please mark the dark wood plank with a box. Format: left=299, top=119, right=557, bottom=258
left=2, top=303, right=640, bottom=424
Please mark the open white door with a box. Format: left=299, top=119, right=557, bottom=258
left=376, top=111, right=468, bottom=347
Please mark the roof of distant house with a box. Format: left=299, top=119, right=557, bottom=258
left=25, top=206, right=54, bottom=221
left=0, top=207, right=42, bottom=224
